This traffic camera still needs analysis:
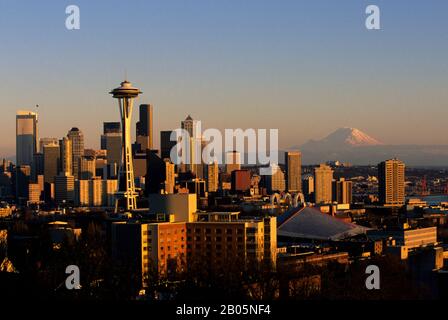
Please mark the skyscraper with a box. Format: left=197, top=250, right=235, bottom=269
left=103, top=179, right=118, bottom=207
left=79, top=156, right=96, bottom=180
left=103, top=122, right=121, bottom=135
left=54, top=174, right=75, bottom=205
left=16, top=111, right=38, bottom=167
left=110, top=80, right=141, bottom=212
left=332, top=178, right=353, bottom=205
left=206, top=161, right=219, bottom=192
left=15, top=165, right=31, bottom=203
left=285, top=151, right=302, bottom=193
left=39, top=137, right=59, bottom=153
left=89, top=178, right=103, bottom=207
left=302, top=175, right=314, bottom=202
left=314, top=164, right=333, bottom=204
left=163, top=159, right=176, bottom=194
left=75, top=179, right=89, bottom=206
left=67, top=128, right=84, bottom=178
left=161, top=130, right=177, bottom=160
left=101, top=122, right=122, bottom=171
left=181, top=115, right=201, bottom=175
left=28, top=183, right=41, bottom=204
left=225, top=151, right=241, bottom=175
left=136, top=104, right=153, bottom=151
left=60, top=137, right=72, bottom=176
left=43, top=144, right=60, bottom=184
left=145, top=151, right=166, bottom=194
left=378, top=158, right=405, bottom=206
left=231, top=169, right=251, bottom=194
left=265, top=164, right=285, bottom=193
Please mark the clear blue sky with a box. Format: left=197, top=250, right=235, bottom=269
left=1, top=0, right=448, bottom=157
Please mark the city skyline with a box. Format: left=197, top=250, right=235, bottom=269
left=3, top=1, right=448, bottom=305
left=1, top=0, right=448, bottom=156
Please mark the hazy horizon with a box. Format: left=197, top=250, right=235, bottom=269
left=2, top=0, right=448, bottom=157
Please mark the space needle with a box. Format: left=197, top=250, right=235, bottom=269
left=110, top=80, right=142, bottom=213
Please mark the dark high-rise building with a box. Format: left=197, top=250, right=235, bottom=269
left=43, top=144, right=60, bottom=184
left=16, top=111, right=38, bottom=167
left=185, top=179, right=206, bottom=198
left=15, top=165, right=31, bottom=204
left=67, top=127, right=84, bottom=178
left=332, top=178, right=353, bottom=204
left=104, top=134, right=122, bottom=170
left=378, top=158, right=405, bottom=206
left=133, top=151, right=147, bottom=179
left=145, top=150, right=166, bottom=194
left=54, top=174, right=75, bottom=205
left=136, top=104, right=153, bottom=151
left=104, top=122, right=121, bottom=134
left=101, top=122, right=122, bottom=171
left=32, top=152, right=44, bottom=181
left=302, top=175, right=314, bottom=202
left=101, top=122, right=122, bottom=167
left=285, top=151, right=302, bottom=193
left=101, top=123, right=122, bottom=158
left=161, top=130, right=177, bottom=160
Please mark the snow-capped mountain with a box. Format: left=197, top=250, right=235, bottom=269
left=287, top=128, right=448, bottom=165
left=301, top=127, right=383, bottom=150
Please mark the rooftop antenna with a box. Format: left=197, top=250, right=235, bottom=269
left=35, top=104, right=39, bottom=123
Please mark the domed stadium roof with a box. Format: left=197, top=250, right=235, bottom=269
left=277, top=207, right=369, bottom=241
